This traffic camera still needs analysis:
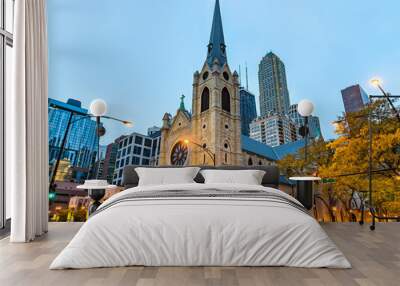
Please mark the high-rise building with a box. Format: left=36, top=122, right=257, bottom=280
left=249, top=114, right=298, bottom=147
left=101, top=136, right=125, bottom=183
left=48, top=98, right=98, bottom=174
left=308, top=116, right=322, bottom=139
left=258, top=52, right=290, bottom=116
left=240, top=87, right=257, bottom=136
left=112, top=131, right=161, bottom=186
left=98, top=145, right=107, bottom=160
left=341, top=84, right=369, bottom=113
left=288, top=104, right=322, bottom=140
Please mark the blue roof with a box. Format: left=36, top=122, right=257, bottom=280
left=241, top=135, right=305, bottom=161
left=206, top=0, right=227, bottom=68
left=273, top=139, right=306, bottom=160
left=241, top=135, right=278, bottom=160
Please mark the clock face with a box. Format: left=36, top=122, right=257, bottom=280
left=170, top=141, right=188, bottom=166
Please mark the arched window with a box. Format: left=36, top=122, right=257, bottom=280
left=248, top=158, right=253, bottom=166
left=221, top=87, right=230, bottom=112
left=201, top=87, right=210, bottom=112
left=258, top=160, right=262, bottom=165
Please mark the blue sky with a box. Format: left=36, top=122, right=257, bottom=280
left=47, top=0, right=400, bottom=144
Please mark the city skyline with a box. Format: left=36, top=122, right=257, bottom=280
left=47, top=0, right=400, bottom=144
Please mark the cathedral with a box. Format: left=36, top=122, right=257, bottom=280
left=159, top=0, right=299, bottom=167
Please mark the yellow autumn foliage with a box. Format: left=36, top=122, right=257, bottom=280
left=278, top=100, right=400, bottom=214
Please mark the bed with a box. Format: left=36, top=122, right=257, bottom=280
left=50, top=166, right=351, bottom=269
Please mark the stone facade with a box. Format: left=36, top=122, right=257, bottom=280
left=159, top=63, right=242, bottom=166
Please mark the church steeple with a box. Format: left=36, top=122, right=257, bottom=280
left=207, top=0, right=227, bottom=68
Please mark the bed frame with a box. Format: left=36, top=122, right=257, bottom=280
left=122, top=165, right=280, bottom=189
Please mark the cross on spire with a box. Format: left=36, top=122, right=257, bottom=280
left=179, top=94, right=186, bottom=111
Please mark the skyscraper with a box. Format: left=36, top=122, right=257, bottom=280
left=249, top=114, right=298, bottom=147
left=48, top=98, right=98, bottom=172
left=341, top=84, right=369, bottom=113
left=101, top=136, right=125, bottom=183
left=258, top=52, right=290, bottom=116
left=240, top=87, right=257, bottom=136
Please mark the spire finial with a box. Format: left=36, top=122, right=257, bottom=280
left=179, top=94, right=186, bottom=111
left=245, top=62, right=249, bottom=90
left=206, top=0, right=226, bottom=68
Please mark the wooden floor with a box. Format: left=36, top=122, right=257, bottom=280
left=0, top=222, right=399, bottom=286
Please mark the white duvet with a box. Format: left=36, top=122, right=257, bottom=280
left=50, top=183, right=351, bottom=269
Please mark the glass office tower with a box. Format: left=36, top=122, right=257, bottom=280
left=48, top=98, right=98, bottom=173
left=341, top=84, right=369, bottom=113
left=240, top=87, right=257, bottom=136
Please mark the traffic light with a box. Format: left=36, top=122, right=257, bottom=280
left=49, top=192, right=56, bottom=201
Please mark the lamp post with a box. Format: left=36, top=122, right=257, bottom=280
left=290, top=100, right=318, bottom=211
left=84, top=99, right=133, bottom=215
left=329, top=78, right=400, bottom=230
left=367, top=79, right=400, bottom=230
left=183, top=139, right=216, bottom=166
left=297, top=99, right=315, bottom=163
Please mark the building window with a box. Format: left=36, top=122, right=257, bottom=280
left=135, top=136, right=143, bottom=145
left=143, top=148, right=151, bottom=158
left=144, top=138, right=152, bottom=147
left=133, top=146, right=142, bottom=155
left=128, top=136, right=133, bottom=144
left=201, top=87, right=210, bottom=112
left=132, top=156, right=140, bottom=165
left=142, top=159, right=150, bottom=165
left=248, top=158, right=253, bottom=166
left=221, top=87, right=230, bottom=112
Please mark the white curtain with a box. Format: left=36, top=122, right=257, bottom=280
left=8, top=0, right=49, bottom=242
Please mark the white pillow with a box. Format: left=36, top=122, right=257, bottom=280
left=135, top=167, right=200, bottom=186
left=200, top=169, right=265, bottom=185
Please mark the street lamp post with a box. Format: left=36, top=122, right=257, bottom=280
left=297, top=99, right=315, bottom=163
left=183, top=139, right=216, bottom=166
left=329, top=79, right=400, bottom=230
left=368, top=79, right=400, bottom=230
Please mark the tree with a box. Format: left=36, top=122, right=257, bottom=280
left=278, top=100, right=400, bottom=219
